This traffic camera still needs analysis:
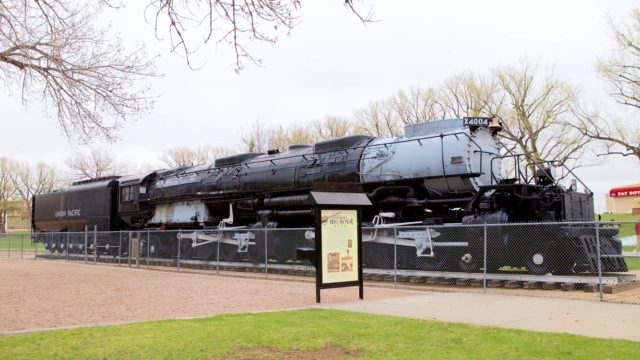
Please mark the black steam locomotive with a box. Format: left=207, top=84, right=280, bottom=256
left=32, top=118, right=627, bottom=275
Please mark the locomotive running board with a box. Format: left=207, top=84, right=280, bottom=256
left=177, top=231, right=256, bottom=253
left=363, top=228, right=468, bottom=257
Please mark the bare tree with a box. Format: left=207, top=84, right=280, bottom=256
left=241, top=120, right=271, bottom=152
left=439, top=73, right=502, bottom=119
left=244, top=123, right=316, bottom=152
left=354, top=99, right=402, bottom=137
left=1, top=1, right=375, bottom=142
left=10, top=161, right=66, bottom=220
left=573, top=108, right=639, bottom=162
left=494, top=62, right=589, bottom=173
left=0, top=1, right=157, bottom=142
left=137, top=162, right=162, bottom=174
left=160, top=146, right=232, bottom=167
left=264, top=125, right=291, bottom=151
left=600, top=9, right=640, bottom=111
left=267, top=124, right=317, bottom=150
left=286, top=124, right=317, bottom=145
left=242, top=118, right=356, bottom=153
left=573, top=9, right=640, bottom=162
left=390, top=86, right=446, bottom=124
left=0, top=158, right=18, bottom=232
left=148, top=0, right=375, bottom=71
left=311, top=116, right=355, bottom=140
left=66, top=148, right=128, bottom=180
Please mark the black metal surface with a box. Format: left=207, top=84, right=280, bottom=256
left=30, top=120, right=626, bottom=275
left=296, top=247, right=317, bottom=267
left=32, top=178, right=119, bottom=232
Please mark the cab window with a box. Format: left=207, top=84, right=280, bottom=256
left=120, top=186, right=134, bottom=202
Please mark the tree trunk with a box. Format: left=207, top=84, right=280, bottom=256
left=0, top=210, right=7, bottom=233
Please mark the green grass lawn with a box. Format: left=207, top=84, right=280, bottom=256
left=0, top=233, right=40, bottom=251
left=626, top=258, right=640, bottom=270
left=622, top=247, right=640, bottom=271
left=599, top=213, right=640, bottom=238
left=624, top=255, right=640, bottom=271
left=1, top=309, right=640, bottom=360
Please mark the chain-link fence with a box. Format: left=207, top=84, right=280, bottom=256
left=0, top=232, right=41, bottom=259
left=8, top=220, right=640, bottom=304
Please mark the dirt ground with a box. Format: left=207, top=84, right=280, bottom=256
left=0, top=259, right=417, bottom=334
left=2, top=259, right=639, bottom=335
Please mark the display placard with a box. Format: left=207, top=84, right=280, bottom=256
left=320, top=209, right=359, bottom=285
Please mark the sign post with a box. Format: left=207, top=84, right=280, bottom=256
left=305, top=191, right=371, bottom=303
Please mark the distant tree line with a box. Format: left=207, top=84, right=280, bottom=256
left=240, top=56, right=638, bottom=171
left=0, top=158, right=65, bottom=232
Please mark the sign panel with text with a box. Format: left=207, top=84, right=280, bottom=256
left=320, top=209, right=359, bottom=285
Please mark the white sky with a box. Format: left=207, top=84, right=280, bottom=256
left=1, top=0, right=639, bottom=208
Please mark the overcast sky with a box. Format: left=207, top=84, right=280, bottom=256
left=1, top=0, right=639, bottom=208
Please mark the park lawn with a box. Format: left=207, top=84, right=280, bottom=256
left=622, top=246, right=640, bottom=270
left=599, top=213, right=640, bottom=238
left=625, top=257, right=640, bottom=270
left=2, top=309, right=640, bottom=360
left=0, top=233, right=40, bottom=251
left=0, top=230, right=45, bottom=251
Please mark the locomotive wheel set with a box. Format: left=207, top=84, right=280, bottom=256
left=32, top=118, right=628, bottom=275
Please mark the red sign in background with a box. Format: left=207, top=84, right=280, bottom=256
left=609, top=185, right=640, bottom=197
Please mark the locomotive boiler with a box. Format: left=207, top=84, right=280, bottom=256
left=31, top=118, right=627, bottom=275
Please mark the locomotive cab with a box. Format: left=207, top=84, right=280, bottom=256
left=118, top=172, right=156, bottom=228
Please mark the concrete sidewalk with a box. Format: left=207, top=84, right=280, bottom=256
left=318, top=292, right=640, bottom=341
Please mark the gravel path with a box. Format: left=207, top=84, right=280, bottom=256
left=0, top=259, right=415, bottom=334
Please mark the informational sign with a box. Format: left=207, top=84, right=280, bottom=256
left=307, top=191, right=369, bottom=303
left=320, top=209, right=359, bottom=285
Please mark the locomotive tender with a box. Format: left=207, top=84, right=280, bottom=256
left=32, top=118, right=627, bottom=275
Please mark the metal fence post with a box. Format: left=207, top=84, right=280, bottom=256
left=7, top=232, right=11, bottom=258
left=21, top=233, right=24, bottom=259
left=93, top=225, right=97, bottom=265
left=216, top=231, right=220, bottom=275
left=177, top=230, right=181, bottom=272
left=66, top=232, right=70, bottom=261
left=50, top=232, right=53, bottom=259
left=596, top=221, right=603, bottom=301
left=118, top=231, right=122, bottom=267
left=84, top=226, right=88, bottom=263
left=264, top=228, right=268, bottom=279
left=483, top=223, right=487, bottom=293
left=137, top=233, right=142, bottom=269
left=147, top=229, right=151, bottom=270
left=393, top=228, right=397, bottom=287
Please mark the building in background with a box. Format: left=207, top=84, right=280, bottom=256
left=0, top=200, right=28, bottom=232
left=606, top=183, right=640, bottom=214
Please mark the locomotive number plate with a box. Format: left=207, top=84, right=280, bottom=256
left=463, top=117, right=491, bottom=127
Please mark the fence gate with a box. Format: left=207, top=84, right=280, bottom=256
left=129, top=232, right=140, bottom=268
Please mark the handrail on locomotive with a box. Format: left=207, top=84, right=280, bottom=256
left=489, top=153, right=592, bottom=194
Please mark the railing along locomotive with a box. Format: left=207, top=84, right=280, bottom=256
left=32, top=118, right=627, bottom=275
